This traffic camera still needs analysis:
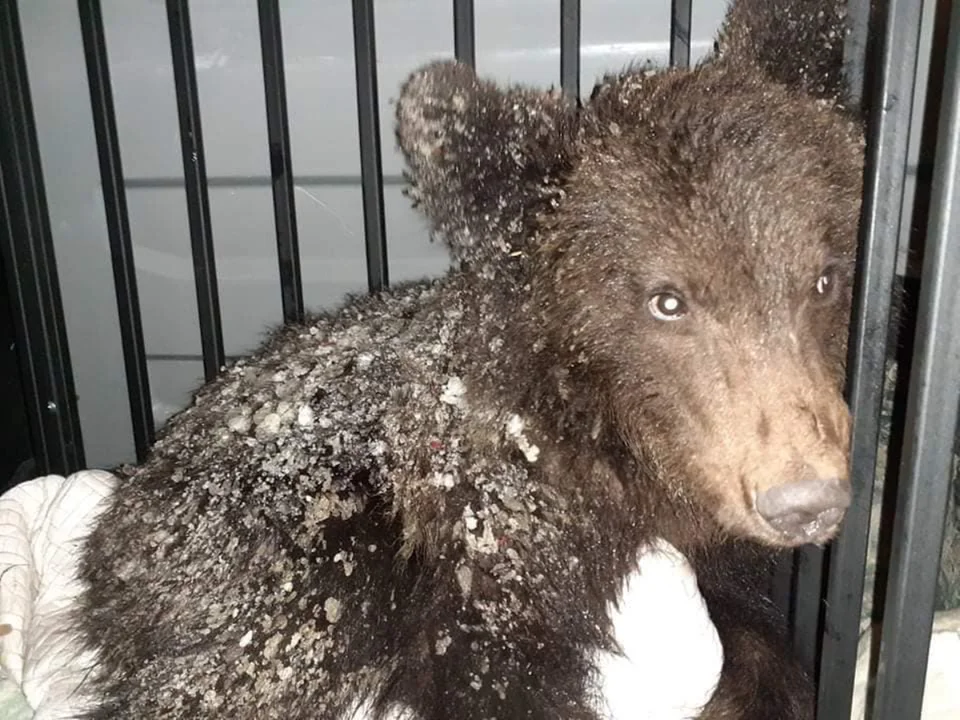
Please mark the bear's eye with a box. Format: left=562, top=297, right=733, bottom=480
left=814, top=266, right=838, bottom=300
left=648, top=292, right=687, bottom=321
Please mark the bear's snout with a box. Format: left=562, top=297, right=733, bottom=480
left=755, top=474, right=850, bottom=543
left=736, top=391, right=852, bottom=546
left=677, top=352, right=854, bottom=547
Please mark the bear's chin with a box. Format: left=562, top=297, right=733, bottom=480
left=753, top=511, right=846, bottom=548
left=716, top=505, right=847, bottom=548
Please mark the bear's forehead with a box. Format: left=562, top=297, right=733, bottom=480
left=549, top=153, right=839, bottom=315
left=577, top=64, right=850, bottom=204
left=565, top=148, right=835, bottom=262
left=562, top=91, right=851, bottom=290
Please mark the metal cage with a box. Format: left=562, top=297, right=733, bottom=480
left=1, top=1, right=958, bottom=718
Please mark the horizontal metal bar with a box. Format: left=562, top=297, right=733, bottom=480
left=257, top=0, right=304, bottom=325
left=119, top=165, right=934, bottom=192
left=560, top=0, right=580, bottom=98
left=816, top=0, right=931, bottom=716
left=872, top=0, right=960, bottom=716
left=146, top=352, right=242, bottom=363
left=670, top=0, right=693, bottom=69
left=453, top=0, right=475, bottom=68
left=165, top=0, right=225, bottom=381
left=78, top=0, right=155, bottom=462
left=351, top=0, right=389, bottom=293
left=123, top=173, right=408, bottom=190
left=0, top=0, right=85, bottom=476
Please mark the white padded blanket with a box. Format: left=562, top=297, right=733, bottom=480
left=0, top=471, right=115, bottom=720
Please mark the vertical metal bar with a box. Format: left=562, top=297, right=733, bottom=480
left=78, top=0, right=155, bottom=461
left=792, top=544, right=826, bottom=677
left=257, top=0, right=304, bottom=325
left=843, top=0, right=874, bottom=111
left=453, top=0, right=475, bottom=68
left=0, top=0, right=85, bottom=476
left=872, top=1, right=960, bottom=716
left=351, top=0, right=388, bottom=293
left=165, top=0, right=225, bottom=381
left=816, top=1, right=931, bottom=717
left=670, top=0, right=693, bottom=69
left=770, top=550, right=794, bottom=619
left=560, top=0, right=580, bottom=99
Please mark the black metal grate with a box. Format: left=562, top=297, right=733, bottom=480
left=1, top=1, right=957, bottom=718
left=816, top=0, right=933, bottom=714
left=0, top=0, right=86, bottom=475
left=868, top=1, right=960, bottom=715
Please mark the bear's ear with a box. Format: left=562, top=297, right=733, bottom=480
left=713, top=0, right=852, bottom=107
left=396, top=61, right=580, bottom=269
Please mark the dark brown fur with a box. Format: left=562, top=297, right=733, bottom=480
left=77, top=1, right=866, bottom=718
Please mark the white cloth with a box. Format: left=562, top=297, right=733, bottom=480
left=0, top=471, right=116, bottom=719
left=594, top=539, right=724, bottom=719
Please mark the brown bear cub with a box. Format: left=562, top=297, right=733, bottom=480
left=77, top=0, right=865, bottom=718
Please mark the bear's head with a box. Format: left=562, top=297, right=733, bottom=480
left=396, top=60, right=864, bottom=549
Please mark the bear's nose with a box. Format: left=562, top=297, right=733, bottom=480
left=755, top=476, right=851, bottom=540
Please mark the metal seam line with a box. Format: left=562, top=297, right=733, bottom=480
left=0, top=0, right=85, bottom=475
left=123, top=173, right=407, bottom=189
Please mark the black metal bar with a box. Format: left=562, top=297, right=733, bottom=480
left=872, top=1, right=960, bottom=716
left=816, top=0, right=931, bottom=717
left=842, top=0, right=874, bottom=111
left=770, top=550, right=794, bottom=619
left=560, top=0, right=580, bottom=98
left=670, top=0, right=693, bottom=69
left=0, top=0, right=85, bottom=476
left=351, top=0, right=388, bottom=293
left=257, top=0, right=304, bottom=325
left=78, top=0, right=155, bottom=462
left=165, top=0, right=225, bottom=381
left=453, top=0, right=475, bottom=68
left=791, top=544, right=826, bottom=677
